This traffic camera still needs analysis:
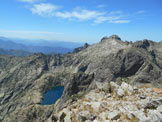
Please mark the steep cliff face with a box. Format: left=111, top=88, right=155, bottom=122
left=0, top=35, right=162, bottom=121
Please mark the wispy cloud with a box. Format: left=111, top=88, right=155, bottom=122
left=94, top=11, right=130, bottom=24
left=55, top=9, right=105, bottom=21
left=94, top=16, right=120, bottom=24
left=136, top=10, right=146, bottom=14
left=28, top=3, right=142, bottom=24
left=55, top=9, right=130, bottom=24
left=131, top=10, right=148, bottom=20
left=30, top=3, right=60, bottom=16
left=17, top=0, right=148, bottom=25
left=30, top=4, right=106, bottom=21
left=94, top=16, right=109, bottom=24
left=110, top=20, right=130, bottom=24
left=96, top=4, right=107, bottom=9
left=109, top=11, right=123, bottom=15
left=17, top=0, right=38, bottom=3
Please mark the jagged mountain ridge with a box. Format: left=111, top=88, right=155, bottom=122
left=0, top=35, right=162, bottom=121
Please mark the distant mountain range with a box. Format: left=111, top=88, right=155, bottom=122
left=0, top=37, right=83, bottom=55
left=0, top=48, right=32, bottom=56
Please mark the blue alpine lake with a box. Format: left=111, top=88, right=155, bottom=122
left=41, top=86, right=64, bottom=105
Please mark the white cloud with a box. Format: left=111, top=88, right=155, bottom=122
left=94, top=16, right=109, bottom=24
left=136, top=10, right=146, bottom=14
left=56, top=9, right=105, bottom=21
left=94, top=16, right=121, bottom=24
left=17, top=0, right=38, bottom=3
left=55, top=8, right=130, bottom=24
left=109, top=11, right=123, bottom=15
left=29, top=3, right=130, bottom=24
left=94, top=11, right=130, bottom=24
left=30, top=3, right=60, bottom=16
left=110, top=20, right=130, bottom=24
left=96, top=4, right=107, bottom=9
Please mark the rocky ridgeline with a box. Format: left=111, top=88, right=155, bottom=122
left=1, top=35, right=162, bottom=121
left=51, top=82, right=162, bottom=122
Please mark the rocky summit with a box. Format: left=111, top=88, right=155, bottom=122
left=0, top=35, right=162, bottom=122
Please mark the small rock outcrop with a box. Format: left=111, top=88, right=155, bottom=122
left=73, top=43, right=89, bottom=53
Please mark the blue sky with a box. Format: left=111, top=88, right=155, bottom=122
left=0, top=0, right=162, bottom=43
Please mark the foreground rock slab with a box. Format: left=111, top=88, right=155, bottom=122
left=51, top=82, right=162, bottom=122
